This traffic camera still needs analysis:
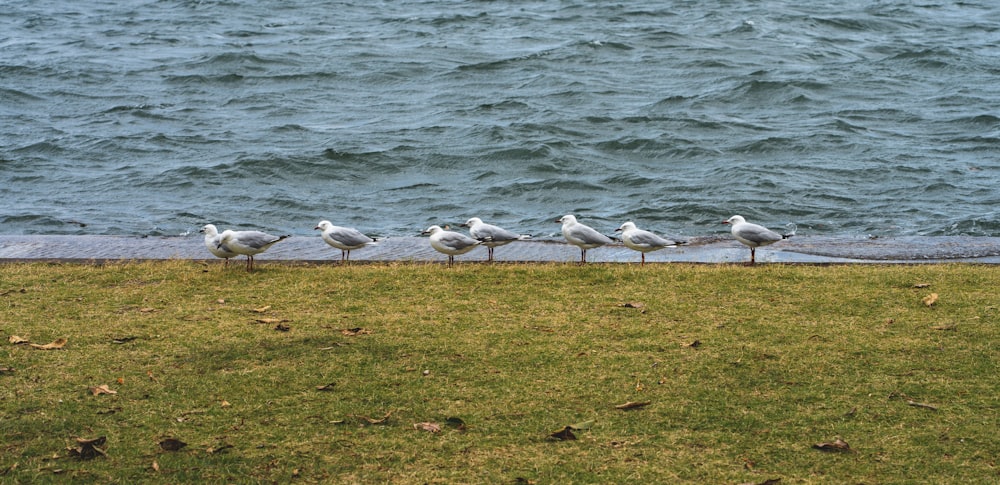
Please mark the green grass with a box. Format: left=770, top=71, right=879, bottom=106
left=1, top=261, right=998, bottom=483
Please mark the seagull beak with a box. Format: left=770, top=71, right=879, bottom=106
left=722, top=220, right=730, bottom=225
left=314, top=226, right=321, bottom=230
left=614, top=228, right=622, bottom=232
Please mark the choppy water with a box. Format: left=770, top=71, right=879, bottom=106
left=2, top=0, right=999, bottom=240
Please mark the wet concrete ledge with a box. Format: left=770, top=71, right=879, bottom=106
left=1, top=235, right=1000, bottom=264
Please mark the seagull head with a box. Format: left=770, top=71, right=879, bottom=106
left=556, top=215, right=577, bottom=225
left=461, top=217, right=482, bottom=228
left=616, top=221, right=637, bottom=233
left=723, top=215, right=746, bottom=225
left=422, top=225, right=443, bottom=236
left=315, top=220, right=332, bottom=231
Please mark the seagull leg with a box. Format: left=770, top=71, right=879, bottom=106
left=750, top=248, right=756, bottom=265
left=641, top=253, right=645, bottom=267
left=488, top=247, right=494, bottom=262
left=580, top=249, right=587, bottom=264
left=448, top=255, right=455, bottom=267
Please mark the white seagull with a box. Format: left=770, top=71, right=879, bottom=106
left=461, top=217, right=531, bottom=262
left=615, top=221, right=683, bottom=266
left=315, top=220, right=378, bottom=263
left=722, top=215, right=794, bottom=264
left=422, top=225, right=482, bottom=266
left=556, top=215, right=613, bottom=263
left=200, top=224, right=237, bottom=266
left=217, top=229, right=291, bottom=272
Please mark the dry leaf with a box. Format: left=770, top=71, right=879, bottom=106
left=216, top=299, right=225, bottom=304
left=446, top=417, right=467, bottom=430
left=253, top=318, right=289, bottom=324
left=147, top=370, right=158, bottom=382
left=220, top=400, right=231, bottom=408
left=341, top=327, right=372, bottom=336
left=354, top=410, right=393, bottom=425
left=0, top=367, right=14, bottom=374
left=151, top=461, right=159, bottom=472
left=907, top=400, right=938, bottom=411
left=89, top=384, right=117, bottom=396
left=8, top=335, right=29, bottom=345
left=69, top=436, right=107, bottom=460
left=812, top=438, right=853, bottom=452
left=111, top=336, right=138, bottom=344
left=414, top=422, right=441, bottom=433
left=274, top=323, right=291, bottom=332
left=615, top=401, right=652, bottom=410
left=206, top=444, right=233, bottom=454
left=913, top=283, right=931, bottom=288
left=139, top=307, right=156, bottom=313
left=548, top=426, right=577, bottom=441
left=620, top=302, right=645, bottom=309
left=315, top=383, right=337, bottom=391
left=686, top=340, right=702, bottom=348
left=29, top=338, right=67, bottom=350
left=251, top=305, right=271, bottom=313
left=922, top=293, right=938, bottom=307
left=159, top=438, right=187, bottom=452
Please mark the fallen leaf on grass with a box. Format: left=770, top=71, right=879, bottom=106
left=206, top=444, right=233, bottom=454
left=253, top=318, right=289, bottom=324
left=0, top=367, right=14, bottom=374
left=159, top=438, right=187, bottom=452
left=913, top=283, right=931, bottom=288
left=548, top=420, right=594, bottom=441
left=274, top=323, right=291, bottom=332
left=111, top=336, right=138, bottom=344
left=685, top=340, right=702, bottom=348
left=615, top=401, right=651, bottom=410
left=620, top=302, right=645, bottom=309
left=812, top=438, right=853, bottom=453
left=922, top=293, right=939, bottom=307
left=138, top=307, right=156, bottom=313
left=9, top=335, right=29, bottom=345
left=353, top=411, right=393, bottom=425
left=341, top=327, right=372, bottom=336
left=446, top=417, right=467, bottom=430
left=315, top=383, right=337, bottom=391
left=907, top=400, right=938, bottom=411
left=151, top=461, right=159, bottom=472
left=29, top=338, right=67, bottom=350
left=88, top=385, right=117, bottom=396
left=548, top=427, right=577, bottom=441
left=413, top=422, right=441, bottom=433
left=251, top=305, right=271, bottom=313
left=68, top=436, right=107, bottom=460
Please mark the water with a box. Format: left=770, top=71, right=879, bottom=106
left=3, top=0, right=999, bottom=240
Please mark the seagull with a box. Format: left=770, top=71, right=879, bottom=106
left=615, top=221, right=683, bottom=266
left=722, top=215, right=794, bottom=264
left=200, top=224, right=237, bottom=266
left=556, top=215, right=613, bottom=263
left=217, top=229, right=291, bottom=272
left=315, top=220, right=378, bottom=263
left=422, top=225, right=482, bottom=266
left=461, top=217, right=531, bottom=262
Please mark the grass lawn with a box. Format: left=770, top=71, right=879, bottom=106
left=1, top=261, right=998, bottom=483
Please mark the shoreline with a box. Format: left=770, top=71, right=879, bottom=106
left=2, top=235, right=999, bottom=264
